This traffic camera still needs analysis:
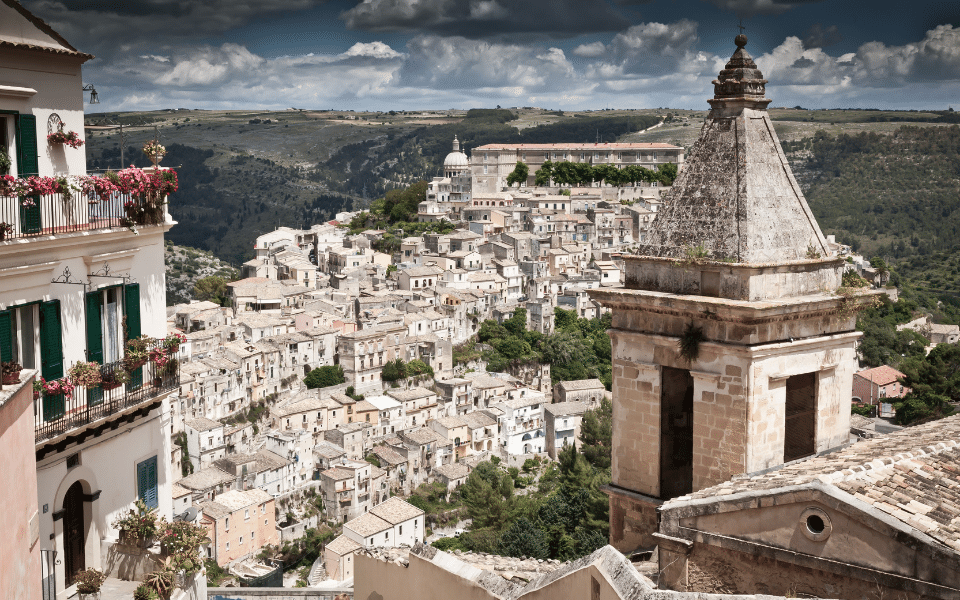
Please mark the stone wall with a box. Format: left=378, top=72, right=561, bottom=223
left=606, top=487, right=660, bottom=552
left=279, top=515, right=319, bottom=542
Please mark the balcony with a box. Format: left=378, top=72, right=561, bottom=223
left=34, top=344, right=180, bottom=443
left=0, top=188, right=169, bottom=242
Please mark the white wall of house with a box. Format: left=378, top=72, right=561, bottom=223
left=35, top=400, right=174, bottom=593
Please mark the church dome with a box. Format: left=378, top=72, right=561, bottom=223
left=443, top=136, right=469, bottom=170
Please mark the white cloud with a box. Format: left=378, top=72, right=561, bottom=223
left=340, top=41, right=403, bottom=60
left=573, top=42, right=607, bottom=58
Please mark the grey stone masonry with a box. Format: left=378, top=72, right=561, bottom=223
left=637, top=35, right=830, bottom=265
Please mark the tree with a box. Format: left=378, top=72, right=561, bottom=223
left=870, top=256, right=889, bottom=286
left=657, top=162, right=678, bottom=185
left=534, top=160, right=553, bottom=186
left=303, top=365, right=345, bottom=389
left=498, top=517, right=550, bottom=559
left=382, top=358, right=407, bottom=382
left=580, top=398, right=612, bottom=469
left=478, top=319, right=508, bottom=343
left=592, top=164, right=619, bottom=187
left=193, top=276, right=229, bottom=306
left=506, top=161, right=529, bottom=187
left=461, top=462, right=512, bottom=529
left=503, top=308, right=527, bottom=337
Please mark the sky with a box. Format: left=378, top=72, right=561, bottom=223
left=24, top=0, right=960, bottom=113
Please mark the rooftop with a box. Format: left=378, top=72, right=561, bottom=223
left=854, top=365, right=906, bottom=386
left=545, top=401, right=589, bottom=417
left=346, top=511, right=392, bottom=537
left=326, top=534, right=363, bottom=556
left=369, top=496, right=425, bottom=525
left=669, top=414, right=960, bottom=552
left=184, top=417, right=223, bottom=432
left=557, top=378, right=606, bottom=392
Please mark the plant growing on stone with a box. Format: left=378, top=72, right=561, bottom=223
left=143, top=562, right=174, bottom=599
left=678, top=322, right=705, bottom=363
left=158, top=522, right=208, bottom=576
left=805, top=242, right=822, bottom=259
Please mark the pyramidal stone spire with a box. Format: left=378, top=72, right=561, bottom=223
left=637, top=35, right=829, bottom=264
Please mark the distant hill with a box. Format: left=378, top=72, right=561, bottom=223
left=165, top=242, right=237, bottom=306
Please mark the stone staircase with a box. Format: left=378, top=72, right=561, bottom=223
left=307, top=556, right=327, bottom=587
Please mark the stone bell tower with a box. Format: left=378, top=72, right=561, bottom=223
left=590, top=35, right=879, bottom=553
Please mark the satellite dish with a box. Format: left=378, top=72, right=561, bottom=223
left=176, top=506, right=199, bottom=522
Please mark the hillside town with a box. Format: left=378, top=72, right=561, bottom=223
left=3, top=3, right=960, bottom=600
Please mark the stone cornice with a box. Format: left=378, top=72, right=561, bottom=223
left=590, top=287, right=881, bottom=325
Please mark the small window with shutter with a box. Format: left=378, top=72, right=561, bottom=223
left=136, top=456, right=158, bottom=509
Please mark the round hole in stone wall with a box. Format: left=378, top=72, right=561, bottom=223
left=806, top=514, right=825, bottom=534
left=799, top=507, right=832, bottom=542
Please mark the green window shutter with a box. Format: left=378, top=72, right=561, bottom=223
left=85, top=292, right=104, bottom=364
left=40, top=300, right=63, bottom=381
left=0, top=310, right=12, bottom=363
left=124, top=284, right=141, bottom=340
left=15, top=113, right=42, bottom=233
left=124, top=285, right=143, bottom=389
left=15, top=113, right=39, bottom=176
left=137, top=456, right=158, bottom=509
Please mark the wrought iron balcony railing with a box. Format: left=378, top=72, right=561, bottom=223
left=35, top=346, right=180, bottom=443
left=0, top=191, right=168, bottom=242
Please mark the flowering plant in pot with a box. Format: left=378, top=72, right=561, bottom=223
left=68, top=361, right=102, bottom=388
left=41, top=376, right=73, bottom=398
left=0, top=221, right=12, bottom=240
left=150, top=347, right=170, bottom=368
left=1, top=361, right=23, bottom=385
left=113, top=498, right=162, bottom=547
left=33, top=376, right=45, bottom=399
left=99, top=368, right=130, bottom=391
left=48, top=128, right=85, bottom=149
left=163, top=332, right=186, bottom=353
left=123, top=336, right=152, bottom=371
left=75, top=568, right=107, bottom=598
left=142, top=141, right=166, bottom=166
left=158, top=521, right=208, bottom=577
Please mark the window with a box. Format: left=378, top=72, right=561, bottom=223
left=239, top=536, right=244, bottom=545
left=399, top=525, right=403, bottom=535
left=226, top=542, right=230, bottom=551
left=136, top=456, right=159, bottom=509
left=245, top=509, right=250, bottom=520
left=225, top=517, right=229, bottom=529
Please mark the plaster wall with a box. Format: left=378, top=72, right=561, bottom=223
left=324, top=546, right=354, bottom=581
left=0, top=44, right=86, bottom=179
left=0, top=226, right=170, bottom=376
left=0, top=374, right=41, bottom=600
left=355, top=551, right=498, bottom=600
left=35, top=399, right=174, bottom=592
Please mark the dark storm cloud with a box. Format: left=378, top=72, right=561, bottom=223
left=703, top=0, right=826, bottom=17
left=803, top=23, right=842, bottom=49
left=341, top=0, right=630, bottom=37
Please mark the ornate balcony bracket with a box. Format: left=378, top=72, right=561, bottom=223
left=88, top=261, right=137, bottom=284
left=51, top=266, right=89, bottom=292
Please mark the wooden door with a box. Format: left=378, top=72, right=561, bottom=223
left=63, top=481, right=85, bottom=586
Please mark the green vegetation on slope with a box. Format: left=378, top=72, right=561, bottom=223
left=433, top=401, right=612, bottom=561
left=477, top=308, right=612, bottom=389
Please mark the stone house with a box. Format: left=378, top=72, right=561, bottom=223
left=198, top=488, right=278, bottom=566
left=184, top=417, right=227, bottom=470
left=386, top=387, right=441, bottom=430
left=553, top=378, right=607, bottom=406
left=325, top=421, right=374, bottom=460
left=493, top=393, right=546, bottom=455
left=429, top=415, right=470, bottom=460
left=216, top=449, right=295, bottom=497
left=544, top=401, right=588, bottom=459
left=461, top=411, right=499, bottom=455
left=851, top=365, right=909, bottom=405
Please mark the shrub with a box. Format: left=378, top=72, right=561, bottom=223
left=304, top=365, right=345, bottom=389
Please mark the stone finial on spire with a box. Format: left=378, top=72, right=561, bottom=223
left=452, top=135, right=460, bottom=152
left=708, top=35, right=771, bottom=111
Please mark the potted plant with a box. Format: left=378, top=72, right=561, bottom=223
left=133, top=584, right=159, bottom=600
left=33, top=377, right=45, bottom=400
left=123, top=336, right=152, bottom=372
left=0, top=148, right=10, bottom=175
left=143, top=560, right=174, bottom=599
left=41, top=376, right=73, bottom=399
left=74, top=568, right=107, bottom=599
left=100, top=368, right=130, bottom=391
left=47, top=127, right=85, bottom=149
left=163, top=332, right=186, bottom=353
left=1, top=361, right=23, bottom=385
left=142, top=141, right=166, bottom=167
left=0, top=221, right=12, bottom=241
left=112, top=498, right=162, bottom=548
left=158, top=521, right=208, bottom=579
left=68, top=361, right=102, bottom=389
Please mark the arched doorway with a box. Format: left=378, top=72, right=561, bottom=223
left=63, top=481, right=85, bottom=586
